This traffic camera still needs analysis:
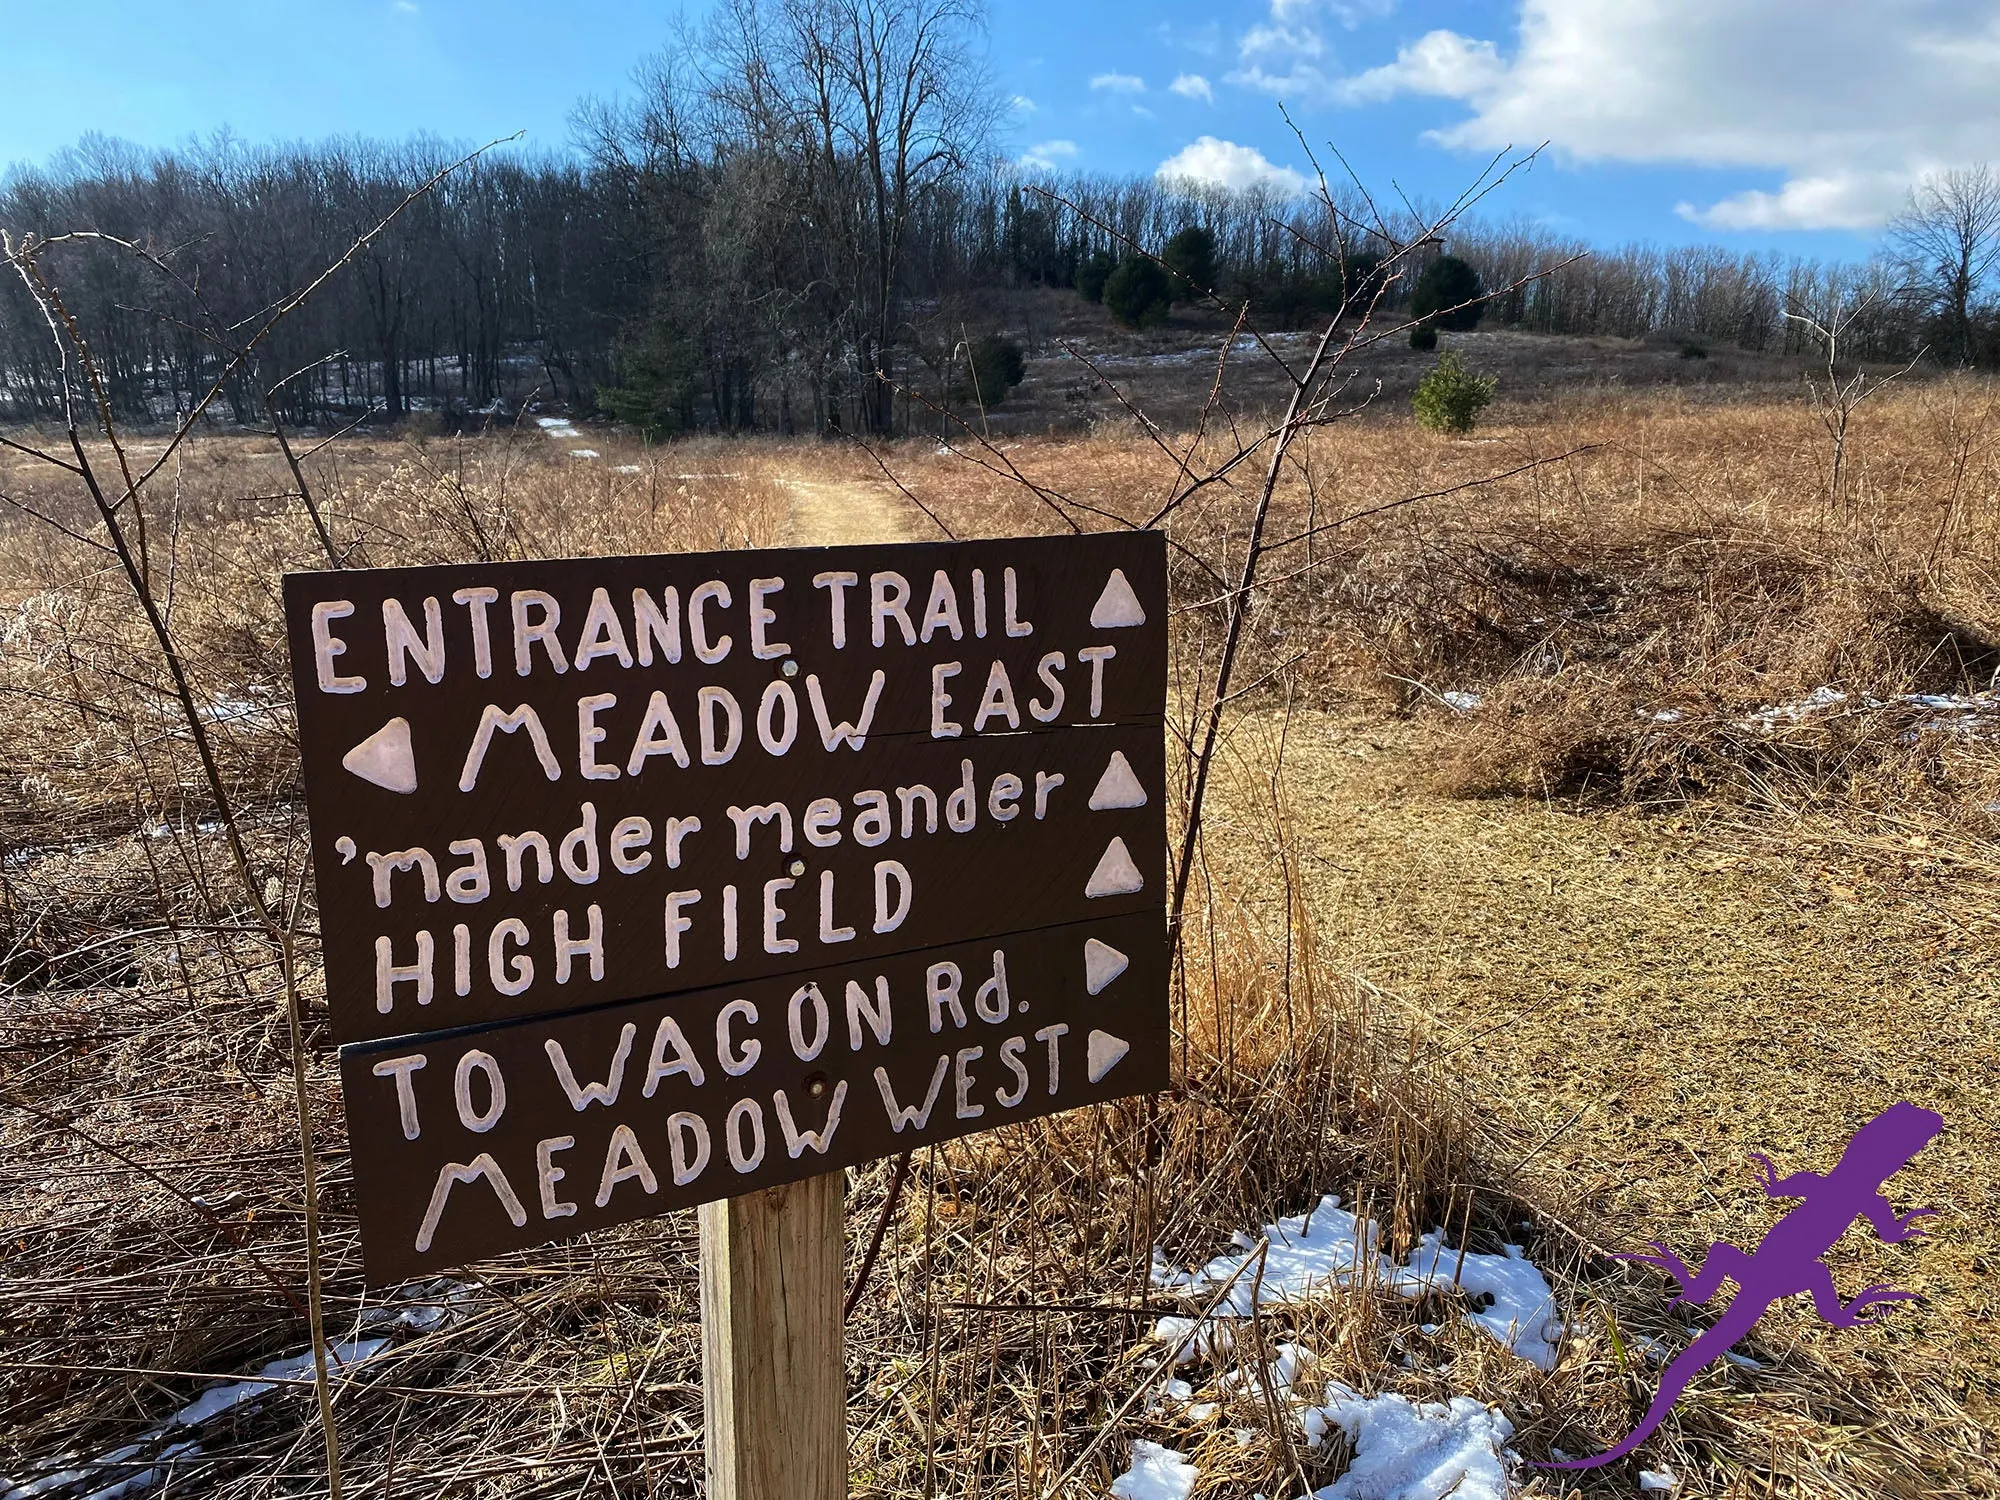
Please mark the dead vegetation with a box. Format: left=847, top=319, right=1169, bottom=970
left=3, top=338, right=1998, bottom=1498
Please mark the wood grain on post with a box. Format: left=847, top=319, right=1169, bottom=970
left=699, top=1172, right=847, bottom=1500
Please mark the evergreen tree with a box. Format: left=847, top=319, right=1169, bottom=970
left=1411, top=254, right=1485, bottom=332
left=1103, top=254, right=1172, bottom=327
left=1162, top=225, right=1217, bottom=302
left=1075, top=249, right=1117, bottom=303
left=966, top=334, right=1026, bottom=405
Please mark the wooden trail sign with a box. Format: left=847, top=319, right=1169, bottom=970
left=284, top=531, right=1169, bottom=1282
left=343, top=910, right=1166, bottom=1283
left=285, top=532, right=1166, bottom=1045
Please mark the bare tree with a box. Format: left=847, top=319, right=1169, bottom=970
left=1889, top=163, right=2000, bottom=367
left=1783, top=291, right=1924, bottom=511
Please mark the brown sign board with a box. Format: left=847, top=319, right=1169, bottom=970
left=343, top=910, right=1166, bottom=1283
left=284, top=532, right=1166, bottom=1044
left=285, top=532, right=1169, bottom=1284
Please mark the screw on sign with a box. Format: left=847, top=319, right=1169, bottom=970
left=283, top=530, right=1169, bottom=1272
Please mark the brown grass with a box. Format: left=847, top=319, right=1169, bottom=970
left=2, top=373, right=1997, bottom=1499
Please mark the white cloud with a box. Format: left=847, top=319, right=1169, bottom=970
left=1273, top=0, right=1397, bottom=23
left=1010, top=94, right=1038, bottom=115
left=1311, top=0, right=2000, bottom=230
left=1227, top=16, right=1337, bottom=100
left=1153, top=21, right=1223, bottom=57
left=1337, top=30, right=1503, bottom=104
left=1018, top=139, right=1079, bottom=172
left=1241, top=22, right=1324, bottom=63
left=1156, top=137, right=1307, bottom=196
left=1677, top=172, right=1918, bottom=232
left=392, top=0, right=419, bottom=12
left=1170, top=74, right=1215, bottom=103
left=1089, top=72, right=1147, bottom=94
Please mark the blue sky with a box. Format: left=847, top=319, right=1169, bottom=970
left=9, top=0, right=1999, bottom=260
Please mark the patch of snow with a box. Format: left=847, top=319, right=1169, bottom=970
left=613, top=464, right=644, bottom=474
left=1739, top=684, right=2000, bottom=736
left=0, top=1317, right=439, bottom=1500
left=1398, top=1235, right=1563, bottom=1373
left=1643, top=709, right=1685, bottom=723
left=76, top=1442, right=200, bottom=1500
left=171, top=1340, right=388, bottom=1428
left=1301, top=1384, right=1516, bottom=1500
left=533, top=416, right=573, bottom=429
left=199, top=696, right=279, bottom=728
left=1218, top=1341, right=1310, bottom=1408
left=1111, top=1440, right=1199, bottom=1500
left=569, top=449, right=600, bottom=459
left=1152, top=1196, right=1563, bottom=1370
left=1153, top=1315, right=1235, bottom=1366
left=1439, top=691, right=1483, bottom=713
left=1638, top=1470, right=1678, bottom=1492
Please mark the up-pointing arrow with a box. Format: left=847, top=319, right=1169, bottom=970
left=1087, top=1029, right=1130, bottom=1083
left=342, top=717, right=418, bottom=794
left=1084, top=837, right=1144, bottom=898
left=1089, top=568, right=1147, bottom=629
left=1088, top=750, right=1147, bottom=810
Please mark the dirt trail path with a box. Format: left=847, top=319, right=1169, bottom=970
left=1232, top=710, right=1998, bottom=1418
left=778, top=475, right=918, bottom=547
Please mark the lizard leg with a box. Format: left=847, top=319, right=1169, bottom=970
left=1748, top=1149, right=1823, bottom=1200
left=1863, top=1194, right=1938, bottom=1244
left=1840, top=1284, right=1922, bottom=1325
left=1611, top=1240, right=1693, bottom=1290
left=1673, top=1241, right=1755, bottom=1306
left=1802, top=1265, right=1920, bottom=1328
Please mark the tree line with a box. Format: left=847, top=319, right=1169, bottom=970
left=3, top=0, right=1995, bottom=435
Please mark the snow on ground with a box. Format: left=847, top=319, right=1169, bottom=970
left=0, top=1282, right=469, bottom=1500
left=1110, top=1439, right=1201, bottom=1500
left=1638, top=1470, right=1679, bottom=1492
left=1734, top=685, right=2000, bottom=736
left=569, top=448, right=601, bottom=459
left=1399, top=1235, right=1563, bottom=1374
left=1131, top=1339, right=1521, bottom=1499
left=1302, top=1384, right=1516, bottom=1500
left=1151, top=1196, right=1563, bottom=1371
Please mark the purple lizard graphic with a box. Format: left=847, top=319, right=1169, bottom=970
left=1548, top=1101, right=1942, bottom=1472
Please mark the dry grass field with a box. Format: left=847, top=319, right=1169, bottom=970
left=2, top=353, right=1997, bottom=1499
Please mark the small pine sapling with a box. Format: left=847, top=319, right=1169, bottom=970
left=1412, top=350, right=1496, bottom=434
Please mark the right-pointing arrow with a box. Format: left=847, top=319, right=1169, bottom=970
left=1084, top=937, right=1129, bottom=995
left=1087, top=1030, right=1130, bottom=1083
left=1084, top=836, right=1144, bottom=898
left=342, top=717, right=418, bottom=794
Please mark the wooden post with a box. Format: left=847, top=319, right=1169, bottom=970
left=699, top=1172, right=847, bottom=1500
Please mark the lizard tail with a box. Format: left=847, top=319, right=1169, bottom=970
left=1539, top=1301, right=1766, bottom=1471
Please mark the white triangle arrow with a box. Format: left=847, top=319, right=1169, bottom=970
left=1087, top=1030, right=1130, bottom=1083
left=342, top=716, right=418, bottom=794
left=1084, top=938, right=1129, bottom=995
left=1089, top=568, right=1146, bottom=629
left=1088, top=750, right=1148, bottom=810
left=1084, top=836, right=1144, bottom=898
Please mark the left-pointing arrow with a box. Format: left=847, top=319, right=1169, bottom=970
left=342, top=717, right=418, bottom=794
